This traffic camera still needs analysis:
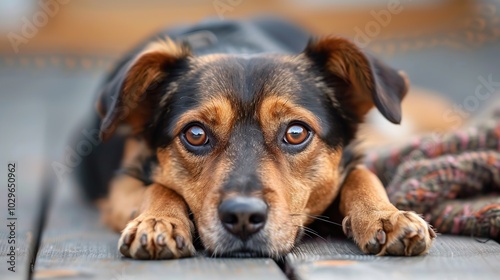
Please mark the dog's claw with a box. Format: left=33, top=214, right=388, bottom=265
left=376, top=229, right=386, bottom=244
left=157, top=234, right=166, bottom=246
left=365, top=230, right=386, bottom=254
left=119, top=244, right=131, bottom=258
left=429, top=225, right=437, bottom=238
left=123, top=232, right=133, bottom=245
left=175, top=235, right=185, bottom=249
left=405, top=227, right=418, bottom=238
left=342, top=216, right=353, bottom=238
left=140, top=234, right=148, bottom=246
left=365, top=240, right=382, bottom=254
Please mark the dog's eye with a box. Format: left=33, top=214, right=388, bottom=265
left=184, top=125, right=208, bottom=146
left=284, top=124, right=310, bottom=145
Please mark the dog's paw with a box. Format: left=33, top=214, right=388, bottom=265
left=118, top=214, right=195, bottom=260
left=343, top=210, right=436, bottom=256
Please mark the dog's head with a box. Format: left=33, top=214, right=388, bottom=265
left=98, top=37, right=408, bottom=257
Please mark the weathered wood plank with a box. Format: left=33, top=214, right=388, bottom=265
left=0, top=70, right=57, bottom=279
left=287, top=236, right=500, bottom=280
left=33, top=182, right=287, bottom=280
left=0, top=66, right=106, bottom=279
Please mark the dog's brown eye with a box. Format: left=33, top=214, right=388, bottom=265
left=185, top=125, right=207, bottom=146
left=284, top=124, right=309, bottom=145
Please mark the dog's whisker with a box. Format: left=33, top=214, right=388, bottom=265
left=302, top=231, right=313, bottom=239
left=294, top=224, right=327, bottom=242
left=211, top=244, right=220, bottom=258
left=303, top=228, right=327, bottom=242
left=290, top=213, right=330, bottom=219
left=193, top=235, right=202, bottom=244
left=290, top=213, right=342, bottom=227
left=312, top=218, right=342, bottom=227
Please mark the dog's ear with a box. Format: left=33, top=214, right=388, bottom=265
left=97, top=39, right=190, bottom=141
left=304, top=36, right=409, bottom=124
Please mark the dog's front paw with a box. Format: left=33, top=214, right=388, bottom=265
left=343, top=210, right=436, bottom=256
left=118, top=214, right=195, bottom=259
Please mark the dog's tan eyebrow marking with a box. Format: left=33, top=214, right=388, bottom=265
left=174, top=97, right=235, bottom=137
left=258, top=95, right=322, bottom=134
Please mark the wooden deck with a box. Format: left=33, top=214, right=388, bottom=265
left=5, top=170, right=500, bottom=280
left=27, top=176, right=500, bottom=280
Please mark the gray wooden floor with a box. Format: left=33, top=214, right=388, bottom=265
left=1, top=31, right=500, bottom=278
left=31, top=179, right=500, bottom=280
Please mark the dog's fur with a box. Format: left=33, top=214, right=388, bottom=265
left=93, top=21, right=435, bottom=260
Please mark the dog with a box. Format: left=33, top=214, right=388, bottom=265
left=84, top=18, right=436, bottom=260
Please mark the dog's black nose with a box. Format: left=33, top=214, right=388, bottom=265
left=218, top=196, right=268, bottom=240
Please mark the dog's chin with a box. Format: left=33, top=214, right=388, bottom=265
left=203, top=233, right=281, bottom=258
left=200, top=223, right=300, bottom=258
left=205, top=241, right=275, bottom=258
left=204, top=238, right=294, bottom=259
left=218, top=249, right=271, bottom=258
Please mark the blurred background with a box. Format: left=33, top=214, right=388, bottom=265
left=0, top=0, right=499, bottom=277
left=2, top=0, right=499, bottom=191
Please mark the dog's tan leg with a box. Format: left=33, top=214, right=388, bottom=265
left=97, top=137, right=150, bottom=232
left=339, top=166, right=436, bottom=256
left=117, top=183, right=195, bottom=260
left=98, top=175, right=146, bottom=232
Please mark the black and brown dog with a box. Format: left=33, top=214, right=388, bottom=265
left=84, top=19, right=435, bottom=260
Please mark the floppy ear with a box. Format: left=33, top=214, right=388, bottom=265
left=304, top=36, right=409, bottom=124
left=97, top=39, right=190, bottom=141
